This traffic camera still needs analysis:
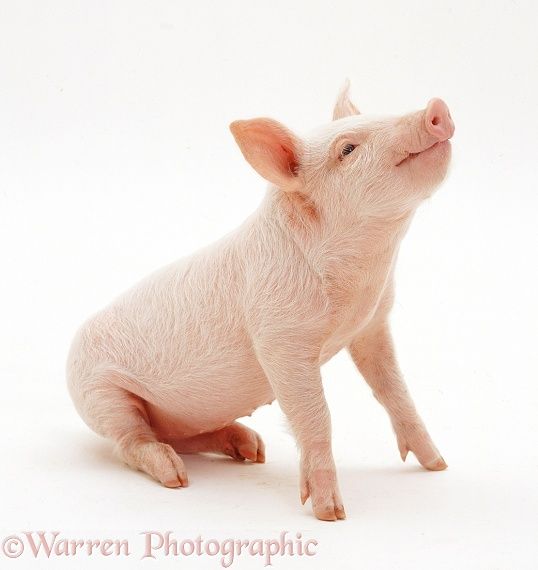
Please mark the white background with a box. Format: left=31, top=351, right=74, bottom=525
left=1, top=1, right=537, bottom=569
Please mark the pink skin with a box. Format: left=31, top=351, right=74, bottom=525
left=67, top=82, right=453, bottom=521
left=396, top=98, right=454, bottom=166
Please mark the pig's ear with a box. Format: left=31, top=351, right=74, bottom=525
left=229, top=118, right=302, bottom=191
left=332, top=79, right=360, bottom=120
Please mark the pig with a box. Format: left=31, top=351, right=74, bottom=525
left=67, top=81, right=454, bottom=521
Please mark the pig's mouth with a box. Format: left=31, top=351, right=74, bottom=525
left=395, top=141, right=447, bottom=167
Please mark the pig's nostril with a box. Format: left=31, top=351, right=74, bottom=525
left=425, top=98, right=454, bottom=140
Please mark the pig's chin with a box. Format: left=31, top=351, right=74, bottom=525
left=395, top=140, right=451, bottom=168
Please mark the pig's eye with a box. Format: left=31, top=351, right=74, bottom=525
left=341, top=143, right=356, bottom=158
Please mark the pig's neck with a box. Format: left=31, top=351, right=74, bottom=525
left=316, top=210, right=413, bottom=299
left=266, top=188, right=415, bottom=300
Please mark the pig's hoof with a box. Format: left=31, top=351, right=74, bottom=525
left=396, top=423, right=447, bottom=471
left=219, top=422, right=265, bottom=463
left=126, top=441, right=189, bottom=488
left=424, top=456, right=448, bottom=471
left=301, top=469, right=346, bottom=522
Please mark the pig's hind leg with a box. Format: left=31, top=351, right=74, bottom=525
left=167, top=422, right=265, bottom=463
left=69, top=370, right=189, bottom=488
left=348, top=323, right=447, bottom=471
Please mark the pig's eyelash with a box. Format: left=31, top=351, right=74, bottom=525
left=340, top=143, right=356, bottom=158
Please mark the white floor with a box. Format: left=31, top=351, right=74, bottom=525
left=1, top=2, right=538, bottom=568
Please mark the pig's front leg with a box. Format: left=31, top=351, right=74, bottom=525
left=348, top=322, right=447, bottom=471
left=256, top=342, right=345, bottom=521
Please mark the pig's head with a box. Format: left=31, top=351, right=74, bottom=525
left=230, top=82, right=454, bottom=223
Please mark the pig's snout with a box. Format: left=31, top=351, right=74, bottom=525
left=425, top=98, right=454, bottom=141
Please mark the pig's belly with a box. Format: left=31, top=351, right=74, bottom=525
left=118, top=299, right=373, bottom=439
left=142, top=363, right=275, bottom=440
left=141, top=328, right=354, bottom=440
